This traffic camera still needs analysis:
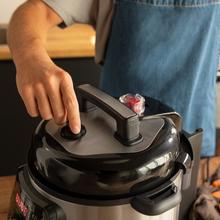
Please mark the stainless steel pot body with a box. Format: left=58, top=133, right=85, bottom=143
left=30, top=170, right=183, bottom=220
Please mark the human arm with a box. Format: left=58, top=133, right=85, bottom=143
left=7, top=0, right=81, bottom=133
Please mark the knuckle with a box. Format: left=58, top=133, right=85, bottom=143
left=57, top=69, right=66, bottom=76
left=42, top=70, right=57, bottom=86
left=54, top=109, right=65, bottom=118
left=44, top=76, right=55, bottom=89
left=33, top=82, right=44, bottom=93
left=60, top=72, right=72, bottom=83
left=44, top=72, right=53, bottom=81
left=18, top=90, right=24, bottom=97
left=49, top=69, right=66, bottom=80
left=58, top=70, right=68, bottom=78
left=44, top=70, right=70, bottom=88
left=56, top=112, right=65, bottom=120
left=19, top=85, right=30, bottom=97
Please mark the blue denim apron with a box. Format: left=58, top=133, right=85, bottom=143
left=101, top=0, right=220, bottom=156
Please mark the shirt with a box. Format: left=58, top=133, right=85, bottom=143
left=43, top=0, right=114, bottom=63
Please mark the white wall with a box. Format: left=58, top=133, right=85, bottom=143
left=0, top=0, right=26, bottom=23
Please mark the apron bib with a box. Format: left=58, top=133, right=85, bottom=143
left=101, top=0, right=220, bottom=156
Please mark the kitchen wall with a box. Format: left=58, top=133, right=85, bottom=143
left=0, top=0, right=25, bottom=23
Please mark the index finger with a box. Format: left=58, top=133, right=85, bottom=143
left=60, top=75, right=81, bottom=134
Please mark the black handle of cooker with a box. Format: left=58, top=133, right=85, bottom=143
left=77, top=84, right=142, bottom=145
left=131, top=171, right=182, bottom=216
left=180, top=128, right=203, bottom=190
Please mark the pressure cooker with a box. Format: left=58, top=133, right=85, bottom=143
left=7, top=84, right=202, bottom=220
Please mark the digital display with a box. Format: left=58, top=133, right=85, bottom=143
left=15, top=193, right=29, bottom=217
left=7, top=182, right=43, bottom=220
left=8, top=191, right=43, bottom=220
left=8, top=168, right=65, bottom=220
left=8, top=193, right=31, bottom=220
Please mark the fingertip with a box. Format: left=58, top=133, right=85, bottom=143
left=42, top=114, right=53, bottom=121
left=28, top=110, right=39, bottom=118
left=70, top=123, right=81, bottom=134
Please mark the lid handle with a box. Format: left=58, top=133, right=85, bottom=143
left=131, top=171, right=182, bottom=215
left=77, top=84, right=142, bottom=145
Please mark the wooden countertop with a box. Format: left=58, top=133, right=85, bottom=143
left=0, top=24, right=95, bottom=60
left=1, top=157, right=220, bottom=219
left=0, top=176, right=15, bottom=220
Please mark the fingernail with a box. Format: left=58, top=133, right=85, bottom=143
left=72, top=125, right=81, bottom=134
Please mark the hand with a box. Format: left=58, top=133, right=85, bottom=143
left=15, top=57, right=81, bottom=134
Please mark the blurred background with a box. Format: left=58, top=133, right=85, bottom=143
left=0, top=0, right=26, bottom=23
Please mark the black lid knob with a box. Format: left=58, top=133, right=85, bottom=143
left=60, top=125, right=86, bottom=140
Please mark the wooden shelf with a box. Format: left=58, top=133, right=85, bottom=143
left=0, top=24, right=95, bottom=60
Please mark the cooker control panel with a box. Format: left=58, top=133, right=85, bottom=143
left=7, top=167, right=66, bottom=220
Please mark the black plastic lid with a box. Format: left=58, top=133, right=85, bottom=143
left=28, top=84, right=191, bottom=199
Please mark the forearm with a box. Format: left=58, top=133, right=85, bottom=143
left=7, top=0, right=62, bottom=67
left=8, top=0, right=81, bottom=134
